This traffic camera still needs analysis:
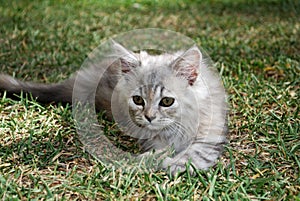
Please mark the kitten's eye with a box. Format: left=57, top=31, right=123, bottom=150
left=132, top=96, right=145, bottom=106
left=159, top=97, right=175, bottom=107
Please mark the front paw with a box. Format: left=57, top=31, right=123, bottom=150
left=161, top=157, right=194, bottom=176
left=136, top=150, right=170, bottom=168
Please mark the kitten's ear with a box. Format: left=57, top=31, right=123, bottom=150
left=172, top=45, right=202, bottom=86
left=111, top=40, right=140, bottom=73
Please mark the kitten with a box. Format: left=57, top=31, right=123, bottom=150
left=0, top=41, right=227, bottom=174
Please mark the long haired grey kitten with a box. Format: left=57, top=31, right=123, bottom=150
left=0, top=41, right=227, bottom=174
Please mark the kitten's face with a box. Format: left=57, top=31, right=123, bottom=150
left=128, top=84, right=180, bottom=131
left=111, top=41, right=202, bottom=139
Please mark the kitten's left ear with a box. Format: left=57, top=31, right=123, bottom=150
left=111, top=40, right=140, bottom=73
left=172, top=45, right=202, bottom=86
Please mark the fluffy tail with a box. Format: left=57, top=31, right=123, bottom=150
left=0, top=74, right=74, bottom=104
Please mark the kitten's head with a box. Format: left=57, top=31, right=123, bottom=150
left=111, top=41, right=202, bottom=140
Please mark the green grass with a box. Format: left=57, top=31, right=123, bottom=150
left=0, top=0, right=299, bottom=200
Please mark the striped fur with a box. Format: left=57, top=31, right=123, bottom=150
left=0, top=42, right=227, bottom=175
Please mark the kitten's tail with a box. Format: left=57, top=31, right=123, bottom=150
left=0, top=74, right=74, bottom=104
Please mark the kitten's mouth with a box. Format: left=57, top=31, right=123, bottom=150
left=144, top=123, right=170, bottom=132
left=134, top=121, right=161, bottom=131
left=146, top=124, right=161, bottom=131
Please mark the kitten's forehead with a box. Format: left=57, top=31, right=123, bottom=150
left=125, top=51, right=188, bottom=96
left=137, top=84, right=165, bottom=98
left=132, top=68, right=181, bottom=98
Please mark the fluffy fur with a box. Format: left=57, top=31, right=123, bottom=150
left=0, top=42, right=227, bottom=174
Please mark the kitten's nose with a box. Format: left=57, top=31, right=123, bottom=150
left=145, top=115, right=155, bottom=123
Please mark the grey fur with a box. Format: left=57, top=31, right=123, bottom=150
left=0, top=42, right=227, bottom=174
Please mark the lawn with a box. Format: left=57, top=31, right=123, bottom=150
left=0, top=0, right=299, bottom=200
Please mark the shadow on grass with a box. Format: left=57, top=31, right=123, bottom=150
left=0, top=132, right=88, bottom=170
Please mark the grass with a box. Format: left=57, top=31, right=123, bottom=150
left=0, top=0, right=299, bottom=200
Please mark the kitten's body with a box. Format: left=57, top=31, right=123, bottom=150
left=0, top=42, right=227, bottom=174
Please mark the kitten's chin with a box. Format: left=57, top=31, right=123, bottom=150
left=146, top=125, right=162, bottom=131
left=143, top=123, right=170, bottom=132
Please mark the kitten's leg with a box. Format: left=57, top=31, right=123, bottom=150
left=161, top=141, right=225, bottom=175
left=139, top=147, right=174, bottom=159
left=136, top=146, right=177, bottom=170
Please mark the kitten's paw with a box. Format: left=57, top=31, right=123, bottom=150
left=137, top=151, right=151, bottom=159
left=138, top=149, right=171, bottom=161
left=162, top=157, right=194, bottom=176
left=137, top=150, right=168, bottom=168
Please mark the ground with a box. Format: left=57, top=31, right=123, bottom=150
left=0, top=0, right=299, bottom=200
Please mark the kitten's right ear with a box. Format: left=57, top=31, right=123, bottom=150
left=111, top=40, right=140, bottom=73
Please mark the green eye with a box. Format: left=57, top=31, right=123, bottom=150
left=159, top=97, right=175, bottom=107
left=132, top=96, right=145, bottom=106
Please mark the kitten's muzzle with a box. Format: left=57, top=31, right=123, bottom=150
left=144, top=114, right=156, bottom=123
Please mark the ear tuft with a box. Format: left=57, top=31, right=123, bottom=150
left=111, top=40, right=140, bottom=73
left=120, top=57, right=139, bottom=73
left=171, top=45, right=202, bottom=86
